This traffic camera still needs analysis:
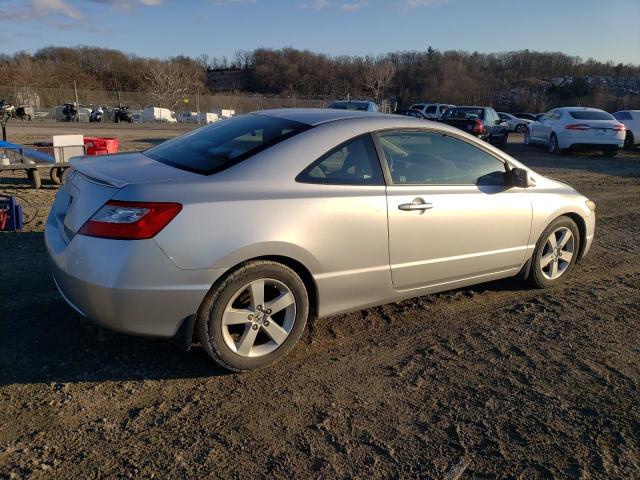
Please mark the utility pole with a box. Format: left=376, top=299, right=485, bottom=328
left=196, top=85, right=200, bottom=124
left=73, top=80, right=80, bottom=122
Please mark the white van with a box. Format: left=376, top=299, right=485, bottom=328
left=141, top=107, right=177, bottom=123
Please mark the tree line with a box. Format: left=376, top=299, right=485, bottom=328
left=1, top=46, right=638, bottom=112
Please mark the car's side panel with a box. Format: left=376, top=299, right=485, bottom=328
left=386, top=185, right=533, bottom=290
left=152, top=183, right=392, bottom=319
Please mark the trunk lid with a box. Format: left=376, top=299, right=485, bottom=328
left=62, top=152, right=198, bottom=234
left=70, top=152, right=197, bottom=188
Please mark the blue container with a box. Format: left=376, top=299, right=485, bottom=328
left=0, top=196, right=23, bottom=231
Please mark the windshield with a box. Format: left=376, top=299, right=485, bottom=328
left=329, top=101, right=371, bottom=111
left=145, top=114, right=310, bottom=174
left=443, top=107, right=484, bottom=119
left=568, top=110, right=614, bottom=120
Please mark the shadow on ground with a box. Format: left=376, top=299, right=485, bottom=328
left=0, top=232, right=230, bottom=386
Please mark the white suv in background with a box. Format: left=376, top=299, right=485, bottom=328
left=612, top=110, right=640, bottom=150
left=409, top=103, right=455, bottom=119
left=525, top=107, right=625, bottom=157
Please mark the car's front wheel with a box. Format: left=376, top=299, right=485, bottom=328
left=548, top=133, right=561, bottom=154
left=529, top=216, right=580, bottom=288
left=196, top=260, right=309, bottom=372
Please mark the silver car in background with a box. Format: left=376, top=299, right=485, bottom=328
left=46, top=109, right=596, bottom=371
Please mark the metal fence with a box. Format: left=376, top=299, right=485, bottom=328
left=0, top=85, right=334, bottom=116
left=0, top=85, right=394, bottom=121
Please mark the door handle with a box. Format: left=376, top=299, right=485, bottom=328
left=398, top=200, right=433, bottom=211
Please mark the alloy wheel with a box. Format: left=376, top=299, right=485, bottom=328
left=539, top=227, right=575, bottom=280
left=221, top=278, right=296, bottom=358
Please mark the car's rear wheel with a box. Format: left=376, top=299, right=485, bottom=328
left=196, top=260, right=309, bottom=372
left=624, top=132, right=635, bottom=151
left=515, top=124, right=527, bottom=133
left=529, top=216, right=580, bottom=288
left=548, top=133, right=561, bottom=154
left=602, top=147, right=618, bottom=157
left=523, top=128, right=532, bottom=145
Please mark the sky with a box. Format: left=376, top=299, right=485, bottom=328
left=0, top=0, right=639, bottom=64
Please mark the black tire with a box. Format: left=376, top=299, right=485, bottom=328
left=548, top=133, right=561, bottom=154
left=196, top=260, right=310, bottom=372
left=114, top=116, right=119, bottom=123
left=515, top=124, right=527, bottom=133
left=50, top=167, right=63, bottom=185
left=602, top=147, right=618, bottom=158
left=27, top=169, right=42, bottom=189
left=529, top=216, right=580, bottom=288
left=523, top=127, right=532, bottom=145
left=624, top=132, right=635, bottom=151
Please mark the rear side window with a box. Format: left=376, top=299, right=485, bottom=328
left=425, top=105, right=438, bottom=114
left=377, top=130, right=506, bottom=186
left=613, top=112, right=632, bottom=120
left=296, top=134, right=383, bottom=185
left=444, top=108, right=485, bottom=119
left=568, top=110, right=613, bottom=120
left=145, top=114, right=309, bottom=174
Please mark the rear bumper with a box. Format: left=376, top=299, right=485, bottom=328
left=45, top=210, right=225, bottom=338
left=558, top=131, right=625, bottom=150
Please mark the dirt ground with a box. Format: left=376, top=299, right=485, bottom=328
left=1, top=122, right=639, bottom=479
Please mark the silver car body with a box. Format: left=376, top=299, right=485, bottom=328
left=45, top=109, right=595, bottom=338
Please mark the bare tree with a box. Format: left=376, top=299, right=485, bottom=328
left=362, top=59, right=396, bottom=101
left=143, top=60, right=195, bottom=109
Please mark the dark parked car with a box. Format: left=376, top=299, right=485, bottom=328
left=438, top=106, right=509, bottom=147
left=512, top=112, right=537, bottom=121
left=394, top=109, right=428, bottom=119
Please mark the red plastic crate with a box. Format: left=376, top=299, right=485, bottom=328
left=84, top=137, right=119, bottom=156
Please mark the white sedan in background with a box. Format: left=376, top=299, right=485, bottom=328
left=498, top=112, right=532, bottom=133
left=612, top=110, right=640, bottom=150
left=525, top=107, right=625, bottom=157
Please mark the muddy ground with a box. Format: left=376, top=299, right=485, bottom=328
left=1, top=122, right=639, bottom=479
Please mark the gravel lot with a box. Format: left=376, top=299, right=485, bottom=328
left=1, top=122, right=639, bottom=479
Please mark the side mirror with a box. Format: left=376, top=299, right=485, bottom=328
left=508, top=167, right=533, bottom=188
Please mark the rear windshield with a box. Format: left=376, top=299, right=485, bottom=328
left=443, top=107, right=484, bottom=119
left=145, top=114, right=310, bottom=174
left=329, top=102, right=370, bottom=111
left=568, top=110, right=613, bottom=120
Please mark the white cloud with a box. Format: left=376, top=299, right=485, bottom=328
left=407, top=0, right=448, bottom=5
left=340, top=1, right=368, bottom=11
left=4, top=0, right=84, bottom=21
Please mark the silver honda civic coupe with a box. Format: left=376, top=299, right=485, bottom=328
left=45, top=109, right=595, bottom=371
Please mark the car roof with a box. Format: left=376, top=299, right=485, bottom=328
left=557, top=106, right=606, bottom=112
left=254, top=108, right=384, bottom=126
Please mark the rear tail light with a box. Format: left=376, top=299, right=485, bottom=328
left=473, top=119, right=484, bottom=134
left=79, top=200, right=182, bottom=240
left=613, top=124, right=626, bottom=131
left=565, top=124, right=591, bottom=131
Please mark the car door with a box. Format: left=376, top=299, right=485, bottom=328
left=377, top=129, right=532, bottom=290
left=486, top=109, right=500, bottom=137
left=536, top=110, right=555, bottom=143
